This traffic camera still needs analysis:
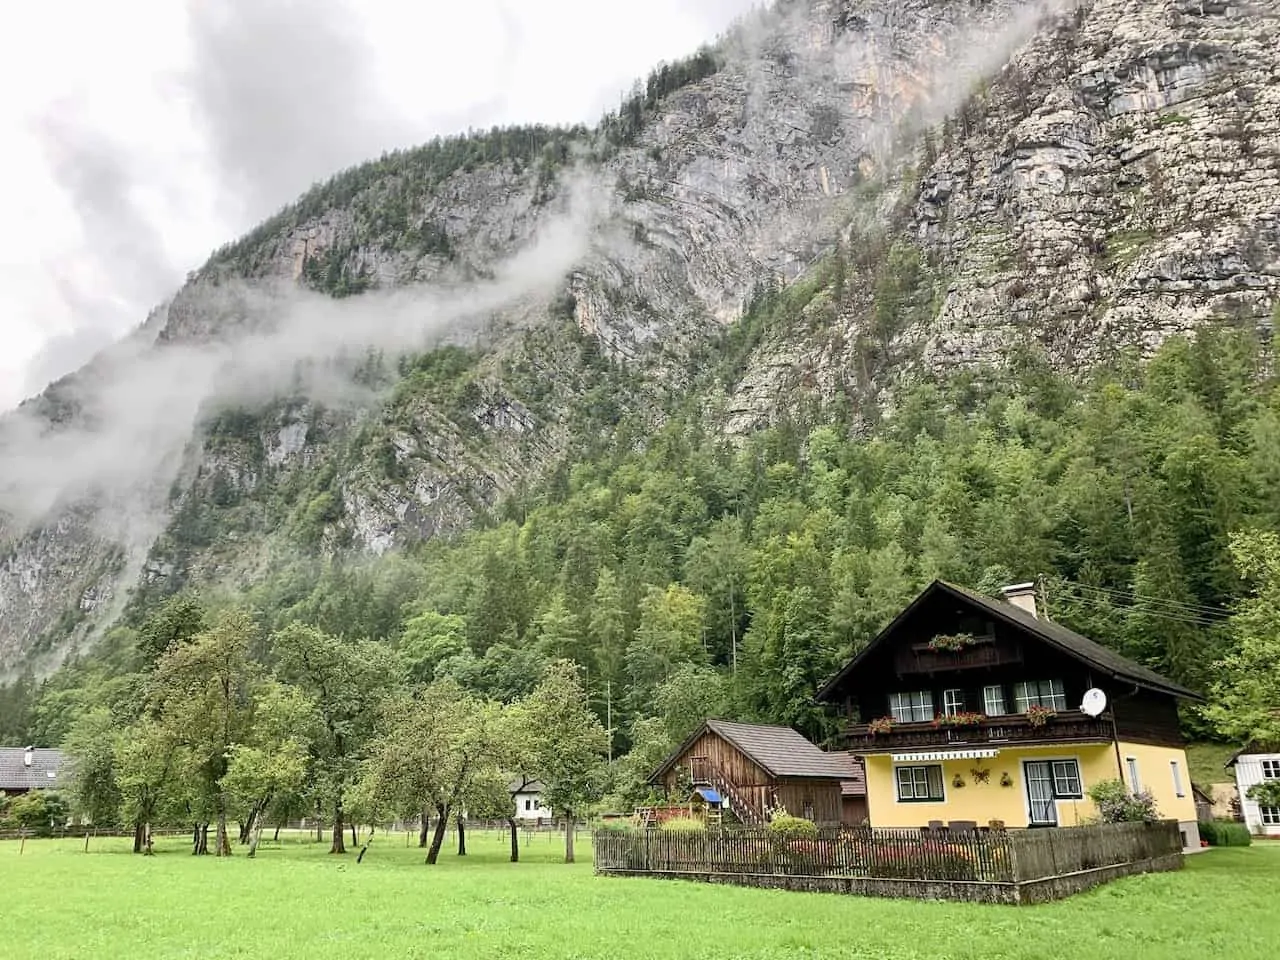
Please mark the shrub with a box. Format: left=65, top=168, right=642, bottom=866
left=1087, top=779, right=1161, bottom=823
left=1247, top=780, right=1280, bottom=808
left=596, top=820, right=637, bottom=834
left=659, top=816, right=706, bottom=833
left=768, top=813, right=819, bottom=841
left=1198, top=820, right=1252, bottom=847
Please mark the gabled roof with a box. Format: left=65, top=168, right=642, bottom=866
left=507, top=776, right=546, bottom=794
left=1226, top=743, right=1280, bottom=766
left=814, top=580, right=1201, bottom=703
left=650, top=719, right=861, bottom=783
left=0, top=748, right=63, bottom=791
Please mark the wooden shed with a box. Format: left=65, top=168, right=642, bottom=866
left=649, top=719, right=866, bottom=826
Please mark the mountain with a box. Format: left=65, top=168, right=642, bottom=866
left=1, top=0, right=1278, bottom=676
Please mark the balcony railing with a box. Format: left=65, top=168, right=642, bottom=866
left=843, top=711, right=1113, bottom=753
left=893, top=637, right=1024, bottom=675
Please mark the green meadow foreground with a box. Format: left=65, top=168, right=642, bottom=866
left=2, top=832, right=1275, bottom=959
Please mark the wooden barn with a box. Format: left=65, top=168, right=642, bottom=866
left=649, top=720, right=866, bottom=826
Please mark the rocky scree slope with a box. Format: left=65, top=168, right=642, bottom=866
left=1, top=0, right=1278, bottom=674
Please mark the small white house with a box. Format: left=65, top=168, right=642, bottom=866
left=510, top=778, right=552, bottom=821
left=1228, top=745, right=1280, bottom=836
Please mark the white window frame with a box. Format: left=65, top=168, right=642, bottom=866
left=895, top=764, right=945, bottom=802
left=983, top=685, right=1007, bottom=716
left=1126, top=756, right=1142, bottom=792
left=889, top=690, right=934, bottom=724
left=1261, top=807, right=1280, bottom=826
left=1050, top=760, right=1083, bottom=799
left=1262, top=759, right=1280, bottom=780
left=1170, top=760, right=1185, bottom=798
left=942, top=688, right=966, bottom=716
left=1014, top=679, right=1067, bottom=712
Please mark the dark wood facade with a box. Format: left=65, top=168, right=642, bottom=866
left=651, top=722, right=863, bottom=826
left=817, top=581, right=1193, bottom=753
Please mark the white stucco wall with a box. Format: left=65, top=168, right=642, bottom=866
left=513, top=791, right=553, bottom=820
left=1232, top=753, right=1280, bottom=836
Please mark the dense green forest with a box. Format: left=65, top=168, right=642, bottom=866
left=3, top=324, right=1280, bottom=830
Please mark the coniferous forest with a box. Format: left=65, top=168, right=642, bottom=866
left=4, top=324, right=1280, bottom=839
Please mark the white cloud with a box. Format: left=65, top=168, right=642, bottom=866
left=0, top=0, right=760, bottom=411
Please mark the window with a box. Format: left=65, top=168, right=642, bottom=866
left=1050, top=760, right=1083, bottom=799
left=1014, top=679, right=1067, bottom=712
left=983, top=685, right=1007, bottom=716
left=896, top=765, right=945, bottom=802
left=889, top=691, right=934, bottom=723
left=1262, top=759, right=1280, bottom=780
left=1261, top=807, right=1280, bottom=826
left=802, top=799, right=814, bottom=821
left=943, top=688, right=966, bottom=716
left=524, top=799, right=532, bottom=811
left=1171, top=761, right=1185, bottom=798
left=1126, top=757, right=1142, bottom=791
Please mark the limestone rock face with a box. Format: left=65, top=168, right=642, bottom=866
left=2, top=0, right=1278, bottom=672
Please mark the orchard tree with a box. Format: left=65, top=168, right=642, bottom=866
left=149, top=608, right=260, bottom=856
left=61, top=707, right=123, bottom=831
left=115, top=719, right=181, bottom=854
left=272, top=622, right=404, bottom=854
left=361, top=680, right=501, bottom=864
left=521, top=660, right=608, bottom=863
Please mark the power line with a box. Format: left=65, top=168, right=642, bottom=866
left=1070, top=582, right=1230, bottom=619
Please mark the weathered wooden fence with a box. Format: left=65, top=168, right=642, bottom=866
left=594, top=821, right=1183, bottom=904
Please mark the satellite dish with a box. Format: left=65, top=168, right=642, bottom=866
left=1080, top=688, right=1108, bottom=717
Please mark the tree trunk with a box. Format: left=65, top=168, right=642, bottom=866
left=350, top=822, right=358, bottom=848
left=144, top=823, right=154, bottom=856
left=356, top=825, right=376, bottom=864
left=133, top=821, right=145, bottom=855
left=192, top=823, right=201, bottom=855
left=248, top=820, right=265, bottom=858
left=273, top=823, right=282, bottom=842
left=215, top=795, right=232, bottom=857
left=456, top=815, right=467, bottom=856
left=425, top=805, right=449, bottom=864
left=564, top=815, right=575, bottom=864
left=330, top=797, right=346, bottom=854
left=507, top=816, right=519, bottom=863
left=238, top=818, right=249, bottom=844
left=314, top=800, right=323, bottom=842
left=418, top=809, right=430, bottom=848
left=193, top=822, right=209, bottom=855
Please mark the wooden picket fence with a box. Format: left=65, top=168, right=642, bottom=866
left=593, top=821, right=1183, bottom=904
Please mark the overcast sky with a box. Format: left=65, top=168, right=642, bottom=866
left=0, top=0, right=759, bottom=412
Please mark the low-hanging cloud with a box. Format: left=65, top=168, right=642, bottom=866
left=0, top=169, right=613, bottom=535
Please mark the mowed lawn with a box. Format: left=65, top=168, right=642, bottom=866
left=2, top=830, right=1276, bottom=959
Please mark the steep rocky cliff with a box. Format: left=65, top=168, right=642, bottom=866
left=2, top=0, right=1278, bottom=674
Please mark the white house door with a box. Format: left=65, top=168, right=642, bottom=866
left=1024, top=762, right=1058, bottom=826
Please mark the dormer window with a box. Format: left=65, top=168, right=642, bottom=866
left=889, top=691, right=933, bottom=723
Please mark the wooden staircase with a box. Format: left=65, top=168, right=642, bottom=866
left=689, top=757, right=765, bottom=827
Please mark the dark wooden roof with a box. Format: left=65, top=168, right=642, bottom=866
left=814, top=579, right=1200, bottom=703
left=650, top=720, right=861, bottom=784
left=0, top=748, right=63, bottom=791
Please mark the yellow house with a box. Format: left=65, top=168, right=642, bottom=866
left=815, top=580, right=1201, bottom=849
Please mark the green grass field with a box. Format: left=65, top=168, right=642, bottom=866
left=2, top=830, right=1276, bottom=959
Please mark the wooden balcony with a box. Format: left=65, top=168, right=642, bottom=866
left=843, top=711, right=1113, bottom=753
left=893, top=636, right=1023, bottom=675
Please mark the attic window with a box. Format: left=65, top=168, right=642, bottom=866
left=46, top=770, right=56, bottom=779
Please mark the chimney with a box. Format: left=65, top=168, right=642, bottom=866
left=23, top=745, right=34, bottom=767
left=1002, top=582, right=1039, bottom=619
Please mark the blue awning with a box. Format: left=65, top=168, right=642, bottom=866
left=695, top=787, right=722, bottom=804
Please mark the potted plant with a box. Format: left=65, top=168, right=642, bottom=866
left=868, top=716, right=897, bottom=735
left=927, top=632, right=979, bottom=653
left=1025, top=704, right=1057, bottom=728
left=933, top=711, right=986, bottom=729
